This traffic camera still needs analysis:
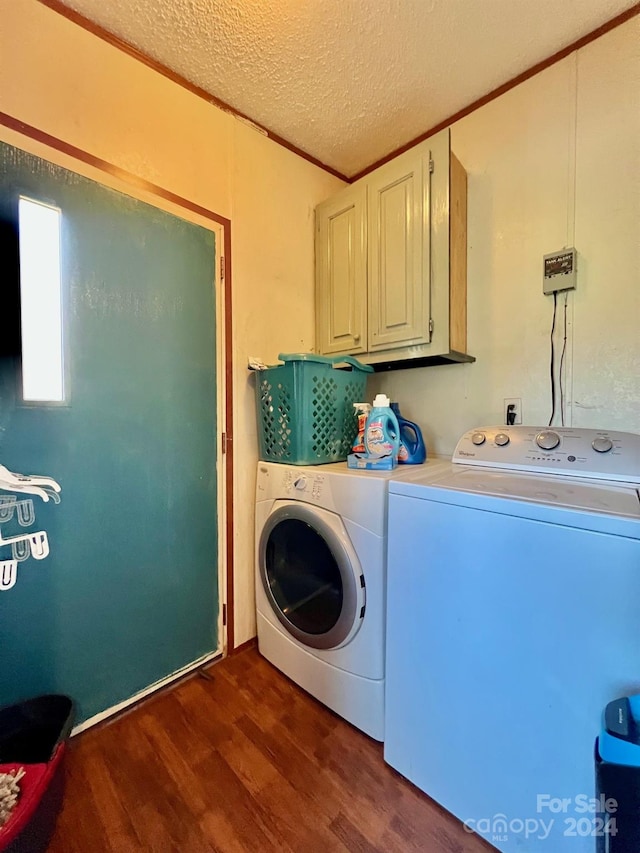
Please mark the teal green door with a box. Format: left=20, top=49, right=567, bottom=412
left=0, top=142, right=218, bottom=723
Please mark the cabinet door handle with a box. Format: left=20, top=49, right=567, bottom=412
left=353, top=334, right=360, bottom=342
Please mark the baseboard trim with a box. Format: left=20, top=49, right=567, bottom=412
left=72, top=648, right=224, bottom=735
left=230, top=637, right=257, bottom=656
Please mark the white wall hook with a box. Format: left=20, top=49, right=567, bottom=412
left=0, top=464, right=60, bottom=588
left=9, top=534, right=49, bottom=561
left=0, top=481, right=51, bottom=502
left=12, top=539, right=30, bottom=562
left=29, top=532, right=49, bottom=560
left=0, top=497, right=17, bottom=522
left=0, top=498, right=36, bottom=526
left=41, top=488, right=61, bottom=505
left=16, top=500, right=35, bottom=526
left=0, top=465, right=61, bottom=493
left=0, top=527, right=48, bottom=551
left=0, top=560, right=17, bottom=591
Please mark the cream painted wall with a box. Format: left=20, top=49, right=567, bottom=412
left=0, top=1, right=232, bottom=215
left=572, top=23, right=640, bottom=426
left=370, top=19, right=639, bottom=453
left=0, top=0, right=343, bottom=649
left=230, top=124, right=340, bottom=644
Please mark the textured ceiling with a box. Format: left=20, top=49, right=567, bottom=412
left=58, top=0, right=637, bottom=177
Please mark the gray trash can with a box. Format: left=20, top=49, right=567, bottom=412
left=595, top=695, right=640, bottom=853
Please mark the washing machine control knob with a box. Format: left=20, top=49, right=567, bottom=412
left=494, top=433, right=510, bottom=447
left=592, top=437, right=613, bottom=453
left=536, top=430, right=561, bottom=450
left=471, top=432, right=486, bottom=446
left=293, top=476, right=308, bottom=491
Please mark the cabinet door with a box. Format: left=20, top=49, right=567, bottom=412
left=315, top=184, right=367, bottom=355
left=367, top=148, right=431, bottom=351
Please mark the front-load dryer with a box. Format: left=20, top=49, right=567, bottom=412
left=255, top=459, right=448, bottom=740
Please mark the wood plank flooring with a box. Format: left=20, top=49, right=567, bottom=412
left=49, top=648, right=495, bottom=853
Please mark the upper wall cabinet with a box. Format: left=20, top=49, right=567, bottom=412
left=315, top=183, right=367, bottom=355
left=315, top=128, right=474, bottom=370
left=367, top=145, right=429, bottom=352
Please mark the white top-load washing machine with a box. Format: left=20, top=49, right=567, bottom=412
left=255, top=458, right=449, bottom=741
left=384, top=426, right=640, bottom=852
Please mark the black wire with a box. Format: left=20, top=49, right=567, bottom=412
left=548, top=291, right=557, bottom=427
left=559, top=292, right=568, bottom=427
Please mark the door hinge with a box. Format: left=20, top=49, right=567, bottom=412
left=223, top=603, right=227, bottom=626
left=222, top=432, right=232, bottom=454
left=429, top=317, right=434, bottom=340
left=429, top=158, right=434, bottom=174
left=220, top=255, right=225, bottom=282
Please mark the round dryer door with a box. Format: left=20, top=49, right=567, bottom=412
left=258, top=502, right=365, bottom=650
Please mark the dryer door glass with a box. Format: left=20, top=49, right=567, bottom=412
left=260, top=505, right=361, bottom=650
left=266, top=519, right=341, bottom=633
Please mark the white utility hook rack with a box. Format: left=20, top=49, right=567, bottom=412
left=0, top=465, right=62, bottom=592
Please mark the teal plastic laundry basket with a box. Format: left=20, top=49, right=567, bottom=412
left=255, top=353, right=373, bottom=465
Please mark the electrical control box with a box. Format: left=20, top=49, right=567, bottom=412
left=543, top=248, right=577, bottom=295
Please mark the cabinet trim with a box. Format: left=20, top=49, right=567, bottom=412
left=449, top=153, right=467, bottom=354
left=369, top=350, right=476, bottom=372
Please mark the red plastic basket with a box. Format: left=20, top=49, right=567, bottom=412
left=0, top=695, right=74, bottom=853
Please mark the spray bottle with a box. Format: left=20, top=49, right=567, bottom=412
left=352, top=403, right=372, bottom=453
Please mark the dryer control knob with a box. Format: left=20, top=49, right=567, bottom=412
left=293, top=476, right=308, bottom=491
left=536, top=430, right=561, bottom=450
left=494, top=433, right=510, bottom=447
left=471, top=432, right=486, bottom=446
left=592, top=437, right=613, bottom=453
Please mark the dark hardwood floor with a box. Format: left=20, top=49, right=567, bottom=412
left=49, top=648, right=494, bottom=852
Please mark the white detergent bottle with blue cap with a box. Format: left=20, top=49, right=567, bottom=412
left=365, top=394, right=400, bottom=461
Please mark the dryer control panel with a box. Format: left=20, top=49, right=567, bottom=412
left=287, top=471, right=326, bottom=502
left=256, top=464, right=333, bottom=508
left=453, top=426, right=640, bottom=484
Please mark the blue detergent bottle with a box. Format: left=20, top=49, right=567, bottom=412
left=365, top=394, right=400, bottom=460
left=390, top=402, right=427, bottom=464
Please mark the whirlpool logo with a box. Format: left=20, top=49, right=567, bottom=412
left=458, top=451, right=476, bottom=457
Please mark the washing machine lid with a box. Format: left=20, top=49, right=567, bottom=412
left=398, top=467, right=640, bottom=517
left=390, top=466, right=640, bottom=539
